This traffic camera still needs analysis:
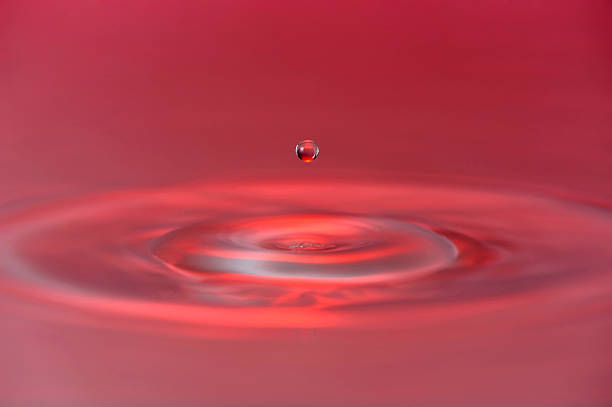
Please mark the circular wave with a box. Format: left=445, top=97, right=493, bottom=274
left=151, top=214, right=458, bottom=281
left=0, top=179, right=610, bottom=328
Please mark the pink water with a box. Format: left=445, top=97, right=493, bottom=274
left=1, top=1, right=611, bottom=406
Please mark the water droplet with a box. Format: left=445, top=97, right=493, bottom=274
left=296, top=140, right=319, bottom=163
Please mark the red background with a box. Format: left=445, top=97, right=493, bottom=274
left=1, top=0, right=611, bottom=196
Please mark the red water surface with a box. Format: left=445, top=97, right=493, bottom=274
left=1, top=1, right=612, bottom=407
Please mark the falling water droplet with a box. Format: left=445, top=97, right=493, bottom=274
left=296, top=140, right=319, bottom=163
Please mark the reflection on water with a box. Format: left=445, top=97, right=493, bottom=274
left=1, top=179, right=611, bottom=330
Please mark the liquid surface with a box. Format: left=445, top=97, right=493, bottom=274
left=1, top=179, right=611, bottom=330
